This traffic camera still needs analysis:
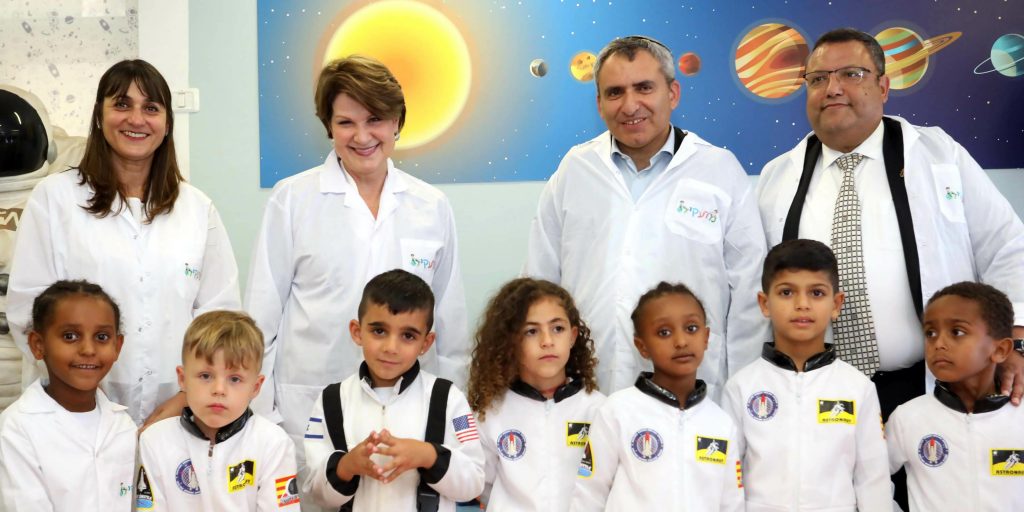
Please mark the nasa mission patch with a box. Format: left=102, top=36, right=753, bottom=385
left=631, top=429, right=664, bottom=462
left=746, top=391, right=778, bottom=421
left=497, top=429, right=527, bottom=461
left=917, top=435, right=950, bottom=467
left=577, top=441, right=595, bottom=478
left=176, top=459, right=201, bottom=494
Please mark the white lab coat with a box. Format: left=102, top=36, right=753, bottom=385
left=245, top=152, right=468, bottom=442
left=302, top=364, right=485, bottom=511
left=887, top=384, right=1024, bottom=511
left=720, top=344, right=891, bottom=511
left=569, top=377, right=744, bottom=511
left=137, top=410, right=300, bottom=511
left=477, top=382, right=605, bottom=511
left=0, top=379, right=136, bottom=512
left=757, top=116, right=1024, bottom=328
left=525, top=130, right=769, bottom=396
left=6, top=170, right=241, bottom=425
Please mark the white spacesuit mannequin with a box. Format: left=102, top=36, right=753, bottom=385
left=0, top=85, right=85, bottom=411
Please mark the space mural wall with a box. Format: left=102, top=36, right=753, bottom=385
left=256, top=0, right=1023, bottom=186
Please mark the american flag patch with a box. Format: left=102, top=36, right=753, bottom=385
left=452, top=413, right=479, bottom=443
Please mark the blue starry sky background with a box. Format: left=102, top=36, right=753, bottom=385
left=257, top=0, right=1023, bottom=186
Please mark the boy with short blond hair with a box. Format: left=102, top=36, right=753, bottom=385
left=721, top=239, right=890, bottom=511
left=302, top=269, right=484, bottom=512
left=137, top=310, right=300, bottom=511
left=887, top=282, right=1024, bottom=511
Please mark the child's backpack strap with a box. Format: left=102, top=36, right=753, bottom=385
left=417, top=377, right=452, bottom=512
left=322, top=382, right=348, bottom=452
left=321, top=382, right=354, bottom=512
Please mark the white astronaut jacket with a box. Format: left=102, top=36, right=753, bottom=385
left=136, top=408, right=300, bottom=511
left=477, top=379, right=605, bottom=511
left=302, top=362, right=484, bottom=512
left=720, top=343, right=891, bottom=511
left=887, top=381, right=1024, bottom=511
left=758, top=116, right=1024, bottom=328
left=570, top=375, right=744, bottom=511
left=525, top=129, right=769, bottom=396
left=245, top=152, right=468, bottom=436
left=0, top=379, right=136, bottom=512
left=8, top=170, right=240, bottom=424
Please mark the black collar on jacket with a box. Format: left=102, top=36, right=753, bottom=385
left=510, top=377, right=584, bottom=403
left=933, top=380, right=1009, bottom=414
left=180, top=406, right=252, bottom=443
left=761, top=342, right=836, bottom=372
left=635, top=372, right=706, bottom=409
left=358, top=360, right=420, bottom=394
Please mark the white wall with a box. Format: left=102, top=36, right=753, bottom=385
left=188, top=0, right=1024, bottom=332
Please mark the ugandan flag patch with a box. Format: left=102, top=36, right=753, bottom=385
left=695, top=435, right=728, bottom=464
left=990, top=449, right=1024, bottom=476
left=817, top=399, right=856, bottom=424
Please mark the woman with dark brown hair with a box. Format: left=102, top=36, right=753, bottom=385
left=7, top=59, right=240, bottom=427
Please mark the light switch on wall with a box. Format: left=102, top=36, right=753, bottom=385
left=172, top=88, right=200, bottom=113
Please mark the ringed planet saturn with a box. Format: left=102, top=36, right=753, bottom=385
left=875, top=27, right=961, bottom=89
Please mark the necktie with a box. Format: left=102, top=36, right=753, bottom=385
left=830, top=153, right=880, bottom=376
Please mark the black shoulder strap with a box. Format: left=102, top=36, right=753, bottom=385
left=417, top=378, right=452, bottom=512
left=321, top=383, right=353, bottom=512
left=782, top=134, right=822, bottom=241
left=322, top=382, right=347, bottom=452
left=424, top=378, right=452, bottom=443
left=881, top=116, right=923, bottom=319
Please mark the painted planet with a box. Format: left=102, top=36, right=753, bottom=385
left=678, top=52, right=701, bottom=76
left=735, top=23, right=809, bottom=99
left=529, top=58, right=548, bottom=78
left=876, top=28, right=961, bottom=89
left=570, top=51, right=596, bottom=82
left=973, top=33, right=1024, bottom=77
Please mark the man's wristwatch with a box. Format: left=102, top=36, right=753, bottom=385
left=1014, top=339, right=1024, bottom=356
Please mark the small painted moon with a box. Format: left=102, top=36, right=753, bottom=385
left=530, top=58, right=548, bottom=78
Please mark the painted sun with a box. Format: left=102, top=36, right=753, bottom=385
left=322, top=0, right=472, bottom=150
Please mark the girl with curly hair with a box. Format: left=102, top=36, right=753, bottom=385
left=467, top=278, right=603, bottom=511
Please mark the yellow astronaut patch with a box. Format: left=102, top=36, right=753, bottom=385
left=695, top=435, right=728, bottom=464
left=227, top=459, right=256, bottom=493
left=990, top=449, right=1024, bottom=476
left=817, top=399, right=856, bottom=424
left=566, top=422, right=591, bottom=447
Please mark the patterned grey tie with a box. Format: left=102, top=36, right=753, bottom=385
left=830, top=153, right=880, bottom=376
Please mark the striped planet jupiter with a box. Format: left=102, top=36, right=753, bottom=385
left=875, top=27, right=961, bottom=89
left=735, top=23, right=810, bottom=99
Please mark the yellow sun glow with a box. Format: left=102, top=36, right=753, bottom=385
left=323, top=1, right=471, bottom=150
